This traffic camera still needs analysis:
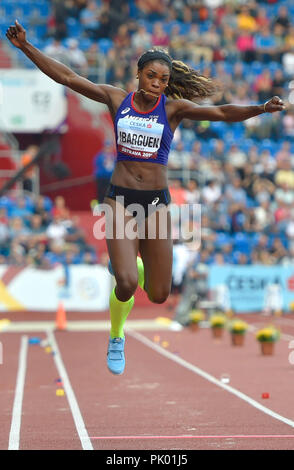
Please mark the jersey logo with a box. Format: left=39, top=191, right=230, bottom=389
left=121, top=107, right=130, bottom=114
left=151, top=197, right=160, bottom=205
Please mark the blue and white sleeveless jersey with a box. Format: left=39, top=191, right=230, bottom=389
left=114, top=92, right=174, bottom=166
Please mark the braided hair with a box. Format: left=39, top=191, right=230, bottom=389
left=137, top=49, right=220, bottom=102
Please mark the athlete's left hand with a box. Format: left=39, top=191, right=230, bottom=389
left=264, top=96, right=286, bottom=113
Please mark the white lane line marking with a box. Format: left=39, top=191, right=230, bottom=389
left=127, top=329, right=294, bottom=430
left=47, top=331, right=93, bottom=450
left=89, top=434, right=294, bottom=440
left=8, top=335, right=28, bottom=450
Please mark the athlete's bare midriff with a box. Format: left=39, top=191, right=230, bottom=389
left=110, top=160, right=169, bottom=190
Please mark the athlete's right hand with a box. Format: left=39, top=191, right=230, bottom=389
left=6, top=20, right=27, bottom=49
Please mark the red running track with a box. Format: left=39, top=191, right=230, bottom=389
left=1, top=311, right=294, bottom=450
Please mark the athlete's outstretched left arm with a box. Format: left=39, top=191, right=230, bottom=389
left=174, top=96, right=286, bottom=123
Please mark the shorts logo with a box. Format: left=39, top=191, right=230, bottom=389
left=121, top=107, right=130, bottom=114
left=151, top=197, right=160, bottom=205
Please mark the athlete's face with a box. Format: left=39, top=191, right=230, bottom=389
left=138, top=61, right=170, bottom=99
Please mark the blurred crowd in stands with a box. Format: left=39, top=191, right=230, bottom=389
left=0, top=192, right=98, bottom=268
left=2, top=0, right=294, bottom=276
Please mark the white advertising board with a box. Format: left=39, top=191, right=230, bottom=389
left=0, top=264, right=112, bottom=312
left=0, top=69, right=67, bottom=133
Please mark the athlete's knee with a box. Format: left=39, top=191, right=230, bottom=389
left=115, top=272, right=138, bottom=299
left=147, top=287, right=170, bottom=304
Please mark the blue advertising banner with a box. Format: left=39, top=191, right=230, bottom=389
left=208, top=265, right=294, bottom=313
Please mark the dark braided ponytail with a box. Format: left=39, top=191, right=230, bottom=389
left=167, top=59, right=220, bottom=102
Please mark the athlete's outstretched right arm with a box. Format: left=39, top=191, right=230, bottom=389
left=6, top=20, right=125, bottom=108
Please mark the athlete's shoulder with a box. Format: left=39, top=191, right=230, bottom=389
left=165, top=97, right=198, bottom=108
left=105, top=86, right=129, bottom=119
left=164, top=97, right=186, bottom=121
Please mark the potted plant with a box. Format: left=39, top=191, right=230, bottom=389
left=189, top=310, right=205, bottom=331
left=228, top=319, right=249, bottom=346
left=209, top=313, right=226, bottom=338
left=256, top=325, right=280, bottom=355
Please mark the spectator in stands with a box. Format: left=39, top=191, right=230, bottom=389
left=46, top=214, right=68, bottom=247
left=151, top=22, right=170, bottom=48
left=285, top=25, right=294, bottom=51
left=27, top=242, right=51, bottom=269
left=256, top=6, right=270, bottom=30
left=275, top=157, right=294, bottom=189
left=237, top=5, right=257, bottom=33
left=79, top=0, right=100, bottom=38
left=136, top=0, right=166, bottom=22
left=226, top=144, right=247, bottom=171
left=269, top=237, right=288, bottom=263
left=185, top=180, right=200, bottom=207
left=271, top=69, right=287, bottom=98
left=253, top=200, right=274, bottom=232
left=208, top=139, right=226, bottom=163
left=85, top=42, right=103, bottom=83
left=255, top=26, right=278, bottom=63
left=8, top=242, right=27, bottom=266
left=173, top=249, right=210, bottom=326
left=225, top=176, right=247, bottom=207
left=131, top=25, right=152, bottom=52
left=236, top=30, right=256, bottom=64
left=44, top=241, right=65, bottom=266
left=272, top=5, right=290, bottom=33
left=220, top=3, right=238, bottom=30
left=113, top=24, right=131, bottom=50
left=10, top=197, right=33, bottom=223
left=274, top=181, right=294, bottom=206
left=254, top=72, right=273, bottom=109
left=273, top=23, right=286, bottom=63
left=20, top=145, right=39, bottom=193
left=52, top=195, right=71, bottom=221
left=169, top=24, right=186, bottom=61
left=82, top=250, right=97, bottom=264
left=8, top=217, right=30, bottom=247
left=202, top=179, right=221, bottom=204
left=168, top=141, right=190, bottom=171
left=44, top=38, right=68, bottom=64
left=28, top=213, right=48, bottom=246
left=275, top=141, right=293, bottom=164
left=93, top=140, right=115, bottom=204
left=66, top=38, right=88, bottom=76
left=169, top=179, right=187, bottom=206
left=48, top=0, right=71, bottom=40
left=33, top=195, right=52, bottom=228
left=64, top=214, right=88, bottom=250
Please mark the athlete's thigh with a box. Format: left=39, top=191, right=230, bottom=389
left=139, top=206, right=173, bottom=293
left=104, top=197, right=139, bottom=278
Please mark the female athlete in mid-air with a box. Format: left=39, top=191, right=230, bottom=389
left=6, top=20, right=286, bottom=375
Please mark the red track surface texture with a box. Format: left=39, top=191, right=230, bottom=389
left=1, top=310, right=294, bottom=450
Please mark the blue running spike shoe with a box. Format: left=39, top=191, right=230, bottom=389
left=107, top=337, right=125, bottom=375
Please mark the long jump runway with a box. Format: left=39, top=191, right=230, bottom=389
left=1, top=313, right=294, bottom=450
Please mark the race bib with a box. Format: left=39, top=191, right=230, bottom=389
left=117, top=116, right=164, bottom=159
